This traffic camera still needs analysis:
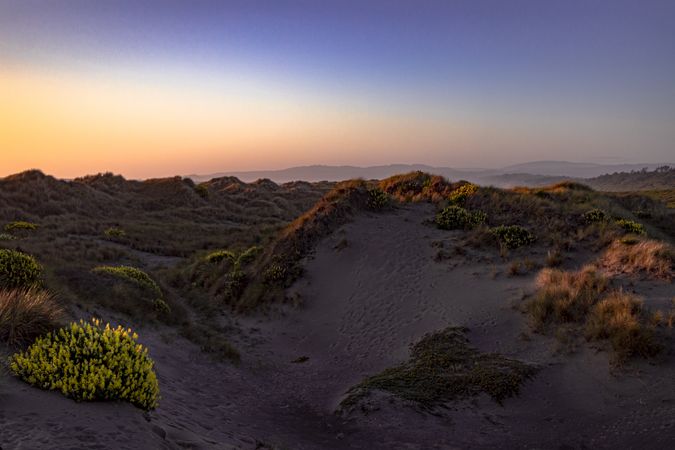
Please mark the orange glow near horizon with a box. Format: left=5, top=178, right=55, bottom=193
left=1, top=65, right=473, bottom=179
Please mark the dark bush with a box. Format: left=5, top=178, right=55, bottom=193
left=490, top=225, right=535, bottom=249
left=436, top=206, right=486, bottom=230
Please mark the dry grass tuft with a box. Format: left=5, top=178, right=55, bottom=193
left=527, top=265, right=609, bottom=328
left=525, top=261, right=666, bottom=364
left=598, top=239, right=674, bottom=280
left=0, top=288, right=64, bottom=347
left=584, top=290, right=661, bottom=363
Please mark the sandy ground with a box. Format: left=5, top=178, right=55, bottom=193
left=1, top=203, right=674, bottom=449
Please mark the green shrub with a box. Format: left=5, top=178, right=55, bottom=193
left=0, top=249, right=42, bottom=289
left=583, top=209, right=608, bottom=223
left=615, top=219, right=646, bottom=235
left=91, top=265, right=161, bottom=298
left=195, top=183, right=209, bottom=199
left=4, top=221, right=38, bottom=232
left=205, top=246, right=260, bottom=271
left=366, top=188, right=389, bottom=210
left=205, top=250, right=236, bottom=264
left=153, top=298, right=171, bottom=314
left=448, top=183, right=478, bottom=205
left=263, top=263, right=286, bottom=284
left=10, top=318, right=159, bottom=410
left=436, top=205, right=486, bottom=230
left=0, top=233, right=16, bottom=241
left=490, top=225, right=535, bottom=249
left=104, top=227, right=126, bottom=238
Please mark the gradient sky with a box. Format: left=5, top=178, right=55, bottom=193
left=1, top=0, right=674, bottom=178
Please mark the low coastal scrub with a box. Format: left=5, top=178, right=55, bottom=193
left=0, top=289, right=64, bottom=347
left=0, top=249, right=42, bottom=289
left=200, top=246, right=260, bottom=303
left=615, top=218, right=646, bottom=235
left=447, top=183, right=478, bottom=205
left=490, top=225, right=535, bottom=249
left=4, top=221, right=38, bottom=232
left=194, top=183, right=209, bottom=199
left=205, top=246, right=260, bottom=270
left=340, top=327, right=536, bottom=411
left=103, top=227, right=126, bottom=238
left=378, top=171, right=459, bottom=202
left=205, top=249, right=237, bottom=264
left=583, top=208, right=608, bottom=224
left=91, top=265, right=162, bottom=298
left=366, top=188, right=389, bottom=210
left=435, top=205, right=486, bottom=230
left=10, top=318, right=160, bottom=410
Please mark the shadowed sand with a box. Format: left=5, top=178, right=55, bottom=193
left=2, top=203, right=674, bottom=449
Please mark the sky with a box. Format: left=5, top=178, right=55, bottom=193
left=1, top=0, right=674, bottom=178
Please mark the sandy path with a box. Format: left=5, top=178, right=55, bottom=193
left=2, top=203, right=674, bottom=449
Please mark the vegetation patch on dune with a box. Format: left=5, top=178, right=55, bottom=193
left=340, top=327, right=537, bottom=412
left=4, top=221, right=38, bottom=232
left=103, top=227, right=126, bottom=239
left=435, top=205, right=486, bottom=230
left=0, top=288, right=64, bottom=347
left=92, top=265, right=162, bottom=298
left=490, top=225, right=535, bottom=249
left=0, top=249, right=43, bottom=289
left=447, top=183, right=479, bottom=205
left=583, top=208, right=609, bottom=224
left=378, top=171, right=464, bottom=203
left=615, top=218, right=646, bottom=235
left=205, top=246, right=260, bottom=269
left=366, top=188, right=390, bottom=210
left=11, top=318, right=160, bottom=410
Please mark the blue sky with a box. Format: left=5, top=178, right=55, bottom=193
left=1, top=0, right=674, bottom=177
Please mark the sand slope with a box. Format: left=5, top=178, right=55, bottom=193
left=2, top=203, right=674, bottom=449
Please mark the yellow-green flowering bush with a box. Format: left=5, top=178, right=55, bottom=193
left=448, top=183, right=478, bottom=205
left=615, top=218, right=646, bottom=235
left=10, top=318, right=159, bottom=410
left=0, top=249, right=42, bottom=289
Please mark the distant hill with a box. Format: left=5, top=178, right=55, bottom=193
left=585, top=166, right=675, bottom=191
left=187, top=161, right=674, bottom=188
left=499, top=161, right=669, bottom=178
left=187, top=164, right=481, bottom=184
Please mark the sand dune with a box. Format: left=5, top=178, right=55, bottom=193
left=2, top=202, right=673, bottom=449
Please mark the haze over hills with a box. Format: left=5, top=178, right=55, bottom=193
left=188, top=161, right=673, bottom=186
